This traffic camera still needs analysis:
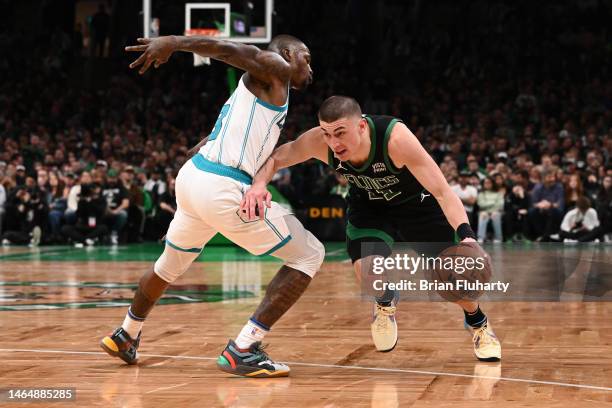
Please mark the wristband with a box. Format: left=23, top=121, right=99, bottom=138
left=456, top=223, right=477, bottom=240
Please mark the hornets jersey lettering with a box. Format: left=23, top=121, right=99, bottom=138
left=328, top=114, right=436, bottom=211
left=200, top=75, right=288, bottom=177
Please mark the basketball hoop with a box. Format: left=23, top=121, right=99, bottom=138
left=184, top=28, right=220, bottom=66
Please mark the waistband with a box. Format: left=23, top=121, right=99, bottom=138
left=191, top=154, right=252, bottom=185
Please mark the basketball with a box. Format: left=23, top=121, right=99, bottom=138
left=430, top=242, right=493, bottom=302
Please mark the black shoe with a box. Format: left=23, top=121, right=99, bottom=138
left=217, top=340, right=290, bottom=378
left=100, top=327, right=141, bottom=365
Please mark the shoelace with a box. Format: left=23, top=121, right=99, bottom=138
left=374, top=305, right=396, bottom=331
left=473, top=325, right=495, bottom=347
left=250, top=342, right=273, bottom=363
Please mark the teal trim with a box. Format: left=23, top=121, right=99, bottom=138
left=264, top=218, right=284, bottom=240
left=192, top=154, right=252, bottom=185
left=237, top=99, right=257, bottom=167
left=165, top=239, right=203, bottom=254
left=262, top=235, right=292, bottom=256
left=217, top=92, right=239, bottom=161
left=256, top=97, right=288, bottom=112
left=346, top=222, right=394, bottom=247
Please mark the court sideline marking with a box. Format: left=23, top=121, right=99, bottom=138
left=1, top=347, right=611, bottom=392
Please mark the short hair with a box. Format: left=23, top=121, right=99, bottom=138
left=267, top=34, right=305, bottom=54
left=576, top=196, right=590, bottom=211
left=318, top=96, right=362, bottom=122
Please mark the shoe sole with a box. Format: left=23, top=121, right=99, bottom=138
left=476, top=355, right=501, bottom=362
left=217, top=362, right=289, bottom=378
left=377, top=338, right=398, bottom=353
left=99, top=336, right=138, bottom=365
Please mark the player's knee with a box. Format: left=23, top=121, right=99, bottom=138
left=282, top=232, right=325, bottom=278
left=153, top=246, right=197, bottom=283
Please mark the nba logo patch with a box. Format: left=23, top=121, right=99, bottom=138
left=372, top=162, right=387, bottom=173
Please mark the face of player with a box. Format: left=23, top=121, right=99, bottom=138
left=290, top=46, right=313, bottom=90
left=320, top=116, right=366, bottom=162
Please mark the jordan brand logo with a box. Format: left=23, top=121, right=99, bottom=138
left=336, top=162, right=347, bottom=171
left=420, top=191, right=431, bottom=202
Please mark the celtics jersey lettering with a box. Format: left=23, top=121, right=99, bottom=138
left=327, top=114, right=430, bottom=209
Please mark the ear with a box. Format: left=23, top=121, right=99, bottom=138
left=281, top=48, right=292, bottom=62
left=359, top=118, right=367, bottom=132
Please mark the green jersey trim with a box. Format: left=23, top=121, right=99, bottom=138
left=346, top=221, right=394, bottom=247
left=382, top=118, right=402, bottom=174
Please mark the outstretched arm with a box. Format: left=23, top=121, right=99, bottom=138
left=125, top=36, right=289, bottom=84
left=241, top=127, right=328, bottom=220
left=387, top=123, right=474, bottom=241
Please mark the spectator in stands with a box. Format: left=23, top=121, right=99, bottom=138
left=121, top=166, right=145, bottom=242
left=155, top=176, right=176, bottom=236
left=558, top=197, right=601, bottom=242
left=477, top=177, right=504, bottom=243
left=91, top=3, right=110, bottom=57
left=101, top=169, right=129, bottom=245
left=529, top=170, right=565, bottom=240
left=1, top=186, right=46, bottom=246
left=451, top=171, right=478, bottom=227
left=61, top=183, right=108, bottom=247
left=66, top=171, right=92, bottom=225
left=505, top=173, right=530, bottom=241
left=564, top=174, right=583, bottom=210
left=47, top=171, right=69, bottom=242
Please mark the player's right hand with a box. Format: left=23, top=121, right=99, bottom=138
left=240, top=183, right=272, bottom=221
left=125, top=36, right=177, bottom=74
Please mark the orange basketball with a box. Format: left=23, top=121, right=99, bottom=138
left=430, top=242, right=493, bottom=302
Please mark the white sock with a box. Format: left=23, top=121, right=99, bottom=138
left=234, top=319, right=268, bottom=349
left=121, top=308, right=144, bottom=338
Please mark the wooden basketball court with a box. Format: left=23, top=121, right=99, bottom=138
left=1, top=243, right=611, bottom=407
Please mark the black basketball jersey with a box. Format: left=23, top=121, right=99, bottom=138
left=327, top=114, right=434, bottom=211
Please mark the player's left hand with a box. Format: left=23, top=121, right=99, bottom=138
left=125, top=36, right=177, bottom=74
left=240, top=183, right=272, bottom=221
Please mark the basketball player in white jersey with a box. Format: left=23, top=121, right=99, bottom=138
left=100, top=34, right=324, bottom=378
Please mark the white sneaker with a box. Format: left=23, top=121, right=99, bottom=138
left=371, top=303, right=398, bottom=352
left=85, top=238, right=95, bottom=246
left=563, top=238, right=578, bottom=243
left=110, top=232, right=118, bottom=246
left=74, top=242, right=84, bottom=248
left=2, top=239, right=10, bottom=246
left=466, top=321, right=501, bottom=362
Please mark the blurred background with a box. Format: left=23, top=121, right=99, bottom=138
left=0, top=0, right=610, bottom=247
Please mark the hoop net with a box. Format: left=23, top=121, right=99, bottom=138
left=184, top=28, right=220, bottom=66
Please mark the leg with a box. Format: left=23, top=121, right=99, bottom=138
left=477, top=212, right=490, bottom=241
left=216, top=213, right=324, bottom=377
left=100, top=203, right=216, bottom=364
left=491, top=211, right=503, bottom=242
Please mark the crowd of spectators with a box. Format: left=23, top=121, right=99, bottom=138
left=0, top=1, right=610, bottom=246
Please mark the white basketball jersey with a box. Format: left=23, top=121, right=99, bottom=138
left=199, top=75, right=288, bottom=177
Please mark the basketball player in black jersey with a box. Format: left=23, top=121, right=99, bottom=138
left=242, top=96, right=501, bottom=361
